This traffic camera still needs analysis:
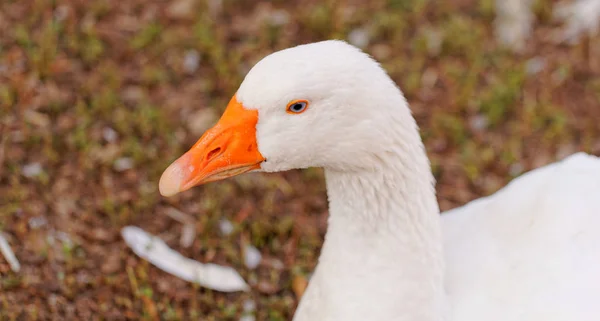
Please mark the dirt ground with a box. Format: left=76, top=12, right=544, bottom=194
left=1, top=0, right=599, bottom=320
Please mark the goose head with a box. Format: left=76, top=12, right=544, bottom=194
left=159, top=40, right=415, bottom=197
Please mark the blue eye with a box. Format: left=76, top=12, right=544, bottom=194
left=286, top=100, right=309, bottom=114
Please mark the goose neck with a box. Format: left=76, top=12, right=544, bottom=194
left=304, top=156, right=446, bottom=320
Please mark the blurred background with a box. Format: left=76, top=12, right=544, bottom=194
left=1, top=0, right=599, bottom=319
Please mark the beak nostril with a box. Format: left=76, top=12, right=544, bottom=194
left=206, top=147, right=222, bottom=161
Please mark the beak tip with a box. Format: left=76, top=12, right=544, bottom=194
left=159, top=162, right=184, bottom=197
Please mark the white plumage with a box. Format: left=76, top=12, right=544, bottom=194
left=443, top=152, right=600, bottom=320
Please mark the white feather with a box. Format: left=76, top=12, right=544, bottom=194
left=495, top=0, right=534, bottom=52
left=0, top=232, right=20, bottom=273
left=553, top=0, right=600, bottom=43
left=121, top=226, right=249, bottom=292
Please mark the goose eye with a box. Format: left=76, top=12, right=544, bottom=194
left=286, top=100, right=309, bottom=114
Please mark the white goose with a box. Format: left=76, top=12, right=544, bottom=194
left=159, top=40, right=600, bottom=321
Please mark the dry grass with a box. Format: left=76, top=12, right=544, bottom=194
left=1, top=0, right=599, bottom=320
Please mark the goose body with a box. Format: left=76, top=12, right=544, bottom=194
left=159, top=40, right=600, bottom=321
left=442, top=152, right=600, bottom=321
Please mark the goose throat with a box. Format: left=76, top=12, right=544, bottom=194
left=293, top=148, right=447, bottom=321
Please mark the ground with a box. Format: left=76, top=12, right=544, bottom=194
left=1, top=0, right=599, bottom=320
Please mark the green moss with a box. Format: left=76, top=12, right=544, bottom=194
left=131, top=23, right=163, bottom=50
left=477, top=65, right=526, bottom=127
left=441, top=15, right=484, bottom=58
left=433, top=113, right=468, bottom=146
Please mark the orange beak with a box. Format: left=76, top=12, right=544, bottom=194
left=159, top=96, right=265, bottom=197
